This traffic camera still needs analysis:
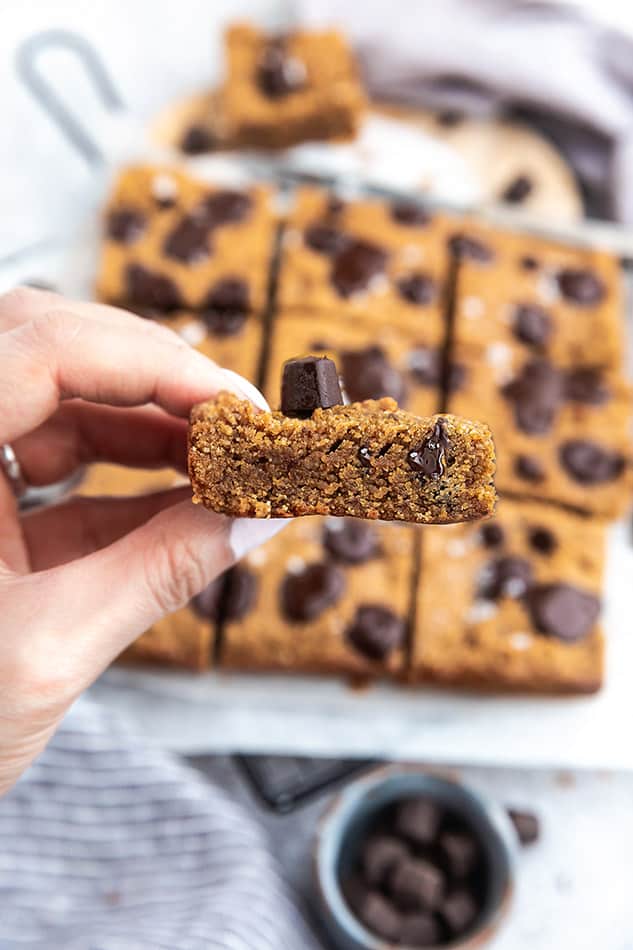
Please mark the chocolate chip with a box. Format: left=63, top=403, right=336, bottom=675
left=407, top=420, right=450, bottom=480
left=304, top=223, right=348, bottom=256
left=525, top=583, right=600, bottom=641
left=438, top=831, right=479, bottom=879
left=441, top=889, right=478, bottom=936
left=408, top=347, right=442, bottom=387
left=223, top=566, right=257, bottom=621
left=362, top=835, right=409, bottom=888
left=163, top=216, right=210, bottom=263
left=345, top=605, right=406, bottom=660
left=340, top=346, right=406, bottom=403
left=191, top=575, right=224, bottom=620
left=513, top=303, right=552, bottom=348
left=389, top=856, right=445, bottom=912
left=448, top=233, right=494, bottom=263
left=503, top=359, right=563, bottom=434
left=565, top=368, right=610, bottom=405
left=331, top=239, right=388, bottom=297
left=396, top=272, right=437, bottom=305
left=520, top=254, right=540, bottom=271
left=358, top=446, right=372, bottom=467
left=501, top=174, right=533, bottom=204
left=400, top=912, right=442, bottom=946
left=480, top=556, right=533, bottom=600
left=515, top=454, right=545, bottom=483
left=280, top=356, right=343, bottom=418
left=559, top=440, right=625, bottom=484
left=528, top=526, right=557, bottom=556
left=355, top=891, right=402, bottom=942
left=558, top=268, right=605, bottom=306
left=181, top=124, right=216, bottom=154
left=394, top=798, right=442, bottom=846
left=256, top=43, right=306, bottom=98
left=507, top=808, right=540, bottom=845
left=280, top=561, right=345, bottom=622
left=125, top=264, right=183, bottom=312
left=323, top=520, right=380, bottom=564
left=479, top=523, right=505, bottom=548
left=390, top=201, right=430, bottom=226
left=198, top=190, right=252, bottom=227
left=201, top=278, right=250, bottom=336
left=107, top=208, right=146, bottom=244
left=326, top=195, right=345, bottom=215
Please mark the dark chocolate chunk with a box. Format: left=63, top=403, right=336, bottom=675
left=331, top=240, right=388, bottom=297
left=503, top=359, right=563, bottom=434
left=407, top=420, right=450, bottom=480
left=528, top=526, right=557, bottom=556
left=400, top=912, right=442, bottom=946
left=513, top=303, right=552, bottom=348
left=389, top=856, right=445, bottom=912
left=479, top=523, right=505, bottom=549
left=362, top=835, right=408, bottom=888
left=558, top=268, right=605, bottom=306
left=448, top=233, right=494, bottom=263
left=201, top=278, right=250, bottom=335
left=345, top=605, right=406, bottom=660
left=390, top=201, right=430, bottom=227
left=280, top=561, right=345, bottom=622
left=280, top=355, right=343, bottom=418
left=340, top=346, right=406, bottom=404
left=163, top=216, right=210, bottom=264
left=256, top=43, right=306, bottom=98
left=565, top=368, right=610, bottom=405
left=396, top=272, right=437, bottom=305
left=191, top=575, right=224, bottom=620
left=507, top=808, right=540, bottom=845
left=107, top=208, right=146, bottom=244
left=356, top=891, right=402, bottom=942
left=181, top=124, right=216, bottom=154
left=358, top=446, right=372, bottom=467
left=501, top=174, right=533, bottom=204
left=408, top=347, right=442, bottom=387
left=441, top=888, right=478, bottom=935
left=304, top=223, right=348, bottom=256
left=438, top=831, right=479, bottom=879
left=125, top=264, right=183, bottom=312
left=524, top=583, right=600, bottom=642
left=559, top=440, right=625, bottom=484
left=480, top=556, right=533, bottom=601
left=223, top=566, right=257, bottom=621
left=323, top=520, right=380, bottom=565
left=394, top=798, right=442, bottom=846
left=198, top=190, right=252, bottom=227
left=515, top=454, right=545, bottom=483
left=519, top=254, right=539, bottom=271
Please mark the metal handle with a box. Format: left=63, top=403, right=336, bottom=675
left=16, top=29, right=124, bottom=167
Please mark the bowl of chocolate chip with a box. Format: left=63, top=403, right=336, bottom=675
left=313, top=766, right=517, bottom=949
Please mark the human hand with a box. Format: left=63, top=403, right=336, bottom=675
left=0, top=288, right=280, bottom=796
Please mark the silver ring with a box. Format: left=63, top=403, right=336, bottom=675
left=0, top=443, right=28, bottom=499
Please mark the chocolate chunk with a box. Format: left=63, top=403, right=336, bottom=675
left=507, top=808, right=540, bottom=845
left=389, top=856, right=445, bottom=912
left=503, top=359, right=563, bottom=434
left=559, top=440, right=625, bottom=484
left=356, top=891, right=402, bottom=942
left=400, top=912, right=442, bottom=946
left=394, top=798, right=441, bottom=846
left=479, top=523, right=505, bottom=548
left=331, top=239, right=388, bottom=297
left=480, top=556, right=533, bottom=600
left=438, top=831, right=479, bottom=879
left=501, top=174, right=533, bottom=204
left=198, top=190, right=252, bottom=227
left=280, top=356, right=343, bottom=418
left=362, top=835, right=408, bottom=888
left=107, top=208, right=146, bottom=244
left=323, top=520, right=380, bottom=564
left=408, top=347, right=442, bottom=387
left=223, top=566, right=257, bottom=621
left=565, top=368, right=610, bottom=405
left=280, top=561, right=345, bottom=622
left=390, top=201, right=430, bottom=226
left=163, top=216, right=210, bottom=264
left=125, top=264, right=183, bottom=312
left=513, top=303, right=552, bottom=348
left=345, top=605, right=406, bottom=660
left=201, top=278, right=250, bottom=335
left=528, top=526, right=557, bottom=556
left=519, top=254, right=539, bottom=271
left=524, top=583, right=600, bottom=642
left=407, top=420, right=450, bottom=480
left=304, top=223, right=348, bottom=256
left=515, top=454, right=545, bottom=483
left=441, top=889, right=478, bottom=936
left=358, top=446, right=372, bottom=467
left=256, top=43, right=306, bottom=98
left=558, top=268, right=605, bottom=306
left=396, top=272, right=437, bottom=305
left=448, top=233, right=494, bottom=263
left=191, top=575, right=224, bottom=620
left=340, top=346, right=406, bottom=403
left=181, top=124, right=216, bottom=154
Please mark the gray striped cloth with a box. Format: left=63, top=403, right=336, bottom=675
left=0, top=699, right=320, bottom=950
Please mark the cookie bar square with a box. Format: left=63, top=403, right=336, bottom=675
left=277, top=188, right=454, bottom=332
left=449, top=342, right=632, bottom=517
left=120, top=606, right=213, bottom=671
left=158, top=310, right=264, bottom=385
left=412, top=498, right=605, bottom=693
left=219, top=517, right=414, bottom=677
left=96, top=164, right=276, bottom=314
left=220, top=23, right=366, bottom=149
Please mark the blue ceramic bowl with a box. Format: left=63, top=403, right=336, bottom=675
left=313, top=765, right=517, bottom=950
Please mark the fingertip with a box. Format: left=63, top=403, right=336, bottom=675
left=219, top=369, right=270, bottom=411
left=229, top=517, right=288, bottom=561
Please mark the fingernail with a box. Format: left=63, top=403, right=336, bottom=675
left=220, top=369, right=270, bottom=411
left=229, top=517, right=287, bottom=561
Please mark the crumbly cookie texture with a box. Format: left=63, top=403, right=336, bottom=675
left=188, top=392, right=496, bottom=523
left=219, top=23, right=366, bottom=149
left=411, top=498, right=605, bottom=693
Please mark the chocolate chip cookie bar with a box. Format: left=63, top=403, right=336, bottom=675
left=412, top=498, right=605, bottom=693
left=219, top=23, right=366, bottom=149
left=449, top=342, right=632, bottom=516
left=96, top=164, right=276, bottom=315
left=277, top=188, right=455, bottom=332
left=189, top=358, right=496, bottom=523
left=219, top=517, right=414, bottom=676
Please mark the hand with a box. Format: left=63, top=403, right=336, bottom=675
left=0, top=288, right=279, bottom=796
